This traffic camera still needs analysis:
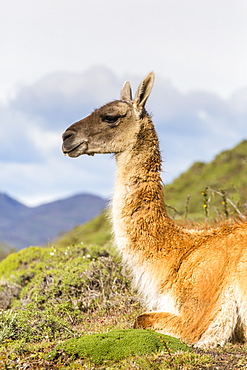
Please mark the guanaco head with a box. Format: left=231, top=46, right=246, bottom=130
left=62, top=72, right=154, bottom=157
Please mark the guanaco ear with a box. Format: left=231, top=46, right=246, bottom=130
left=134, top=72, right=154, bottom=112
left=120, top=81, right=133, bottom=101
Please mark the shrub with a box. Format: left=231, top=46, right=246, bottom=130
left=0, top=243, right=139, bottom=343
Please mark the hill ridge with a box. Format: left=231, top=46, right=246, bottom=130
left=165, top=139, right=247, bottom=218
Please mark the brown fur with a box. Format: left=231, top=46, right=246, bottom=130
left=62, top=73, right=247, bottom=348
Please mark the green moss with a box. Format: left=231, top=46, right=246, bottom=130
left=50, top=329, right=191, bottom=365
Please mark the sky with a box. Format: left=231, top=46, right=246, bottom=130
left=1, top=0, right=247, bottom=206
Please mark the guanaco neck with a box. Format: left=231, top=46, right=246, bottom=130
left=112, top=115, right=179, bottom=261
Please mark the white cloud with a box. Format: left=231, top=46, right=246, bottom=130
left=11, top=67, right=122, bottom=129
left=1, top=66, right=247, bottom=205
left=0, top=154, right=115, bottom=206
left=0, top=105, right=44, bottom=163
left=1, top=0, right=247, bottom=101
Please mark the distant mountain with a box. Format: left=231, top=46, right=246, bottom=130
left=165, top=140, right=247, bottom=219
left=0, top=193, right=107, bottom=250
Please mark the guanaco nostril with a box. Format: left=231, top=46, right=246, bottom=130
left=62, top=130, right=74, bottom=142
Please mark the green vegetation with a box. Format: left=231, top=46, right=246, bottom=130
left=165, top=140, right=247, bottom=220
left=0, top=241, right=198, bottom=369
left=55, top=210, right=112, bottom=248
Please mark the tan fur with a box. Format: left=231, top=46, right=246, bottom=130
left=62, top=73, right=247, bottom=348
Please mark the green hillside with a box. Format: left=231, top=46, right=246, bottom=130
left=55, top=210, right=112, bottom=248
left=165, top=140, right=247, bottom=220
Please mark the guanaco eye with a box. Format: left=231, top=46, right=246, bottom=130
left=101, top=115, right=121, bottom=124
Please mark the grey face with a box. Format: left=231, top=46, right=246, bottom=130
left=62, top=72, right=154, bottom=158
left=62, top=100, right=136, bottom=157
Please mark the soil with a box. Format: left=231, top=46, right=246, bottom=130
left=196, top=345, right=247, bottom=369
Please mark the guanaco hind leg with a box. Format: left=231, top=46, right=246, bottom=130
left=134, top=286, right=241, bottom=348
left=134, top=312, right=182, bottom=339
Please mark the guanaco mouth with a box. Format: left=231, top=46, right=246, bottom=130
left=62, top=141, right=90, bottom=158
